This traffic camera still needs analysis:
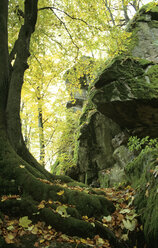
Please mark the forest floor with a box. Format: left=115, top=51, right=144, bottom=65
left=0, top=182, right=145, bottom=248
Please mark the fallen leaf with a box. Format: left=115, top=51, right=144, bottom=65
left=19, top=216, right=32, bottom=228
left=145, top=189, right=149, bottom=197
left=121, top=234, right=129, bottom=241
left=39, top=239, right=45, bottom=244
left=57, top=190, right=64, bottom=196
left=56, top=205, right=70, bottom=218
left=122, top=219, right=137, bottom=231
left=120, top=209, right=131, bottom=214
left=102, top=215, right=112, bottom=222
left=80, top=238, right=88, bottom=244
left=38, top=201, right=45, bottom=209
left=19, top=165, right=25, bottom=168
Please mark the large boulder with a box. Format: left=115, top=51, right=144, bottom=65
left=91, top=57, right=158, bottom=137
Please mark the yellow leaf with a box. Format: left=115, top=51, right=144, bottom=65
left=57, top=190, right=64, bottom=196
left=39, top=239, right=45, bottom=243
left=19, top=165, right=25, bottom=168
left=19, top=216, right=32, bottom=228
left=31, top=226, right=39, bottom=235
left=145, top=189, right=149, bottom=197
left=38, top=201, right=45, bottom=209
left=80, top=238, right=88, bottom=244
left=7, top=233, right=15, bottom=240
left=82, top=216, right=89, bottom=220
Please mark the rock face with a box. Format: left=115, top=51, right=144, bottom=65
left=76, top=104, right=121, bottom=185
left=129, top=4, right=158, bottom=63
left=91, top=57, right=158, bottom=138
left=75, top=5, right=158, bottom=187
left=82, top=4, right=158, bottom=248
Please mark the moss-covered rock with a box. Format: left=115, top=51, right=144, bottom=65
left=75, top=100, right=121, bottom=186
left=128, top=3, right=158, bottom=63
left=125, top=149, right=158, bottom=248
left=91, top=56, right=158, bottom=138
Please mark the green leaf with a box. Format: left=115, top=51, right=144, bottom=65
left=121, top=234, right=129, bottom=241
left=102, top=215, right=112, bottom=222
left=7, top=225, right=14, bottom=231
left=122, top=219, right=137, bottom=231
left=126, top=213, right=138, bottom=220
left=19, top=216, right=32, bottom=228
left=56, top=205, right=70, bottom=218
left=120, top=209, right=131, bottom=214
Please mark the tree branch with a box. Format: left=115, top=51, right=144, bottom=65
left=38, top=6, right=102, bottom=31
left=50, top=8, right=79, bottom=59
left=103, top=0, right=116, bottom=26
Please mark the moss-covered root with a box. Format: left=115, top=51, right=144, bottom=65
left=10, top=165, right=115, bottom=218
left=0, top=196, right=125, bottom=248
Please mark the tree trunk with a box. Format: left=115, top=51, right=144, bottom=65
left=37, top=87, right=45, bottom=167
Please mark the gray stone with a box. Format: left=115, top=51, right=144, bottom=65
left=113, top=145, right=134, bottom=168
left=91, top=57, right=158, bottom=138
left=76, top=109, right=120, bottom=184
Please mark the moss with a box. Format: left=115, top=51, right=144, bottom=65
left=126, top=149, right=158, bottom=247
left=65, top=189, right=115, bottom=218
left=94, top=56, right=151, bottom=89
left=0, top=177, right=19, bottom=196
left=67, top=181, right=86, bottom=187
left=149, top=20, right=158, bottom=28
left=0, top=196, right=38, bottom=219
left=40, top=207, right=96, bottom=238
left=79, top=100, right=95, bottom=125
left=146, top=64, right=158, bottom=86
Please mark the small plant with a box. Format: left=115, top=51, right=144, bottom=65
left=128, top=136, right=158, bottom=152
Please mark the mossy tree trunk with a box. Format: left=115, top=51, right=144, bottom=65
left=0, top=1, right=124, bottom=247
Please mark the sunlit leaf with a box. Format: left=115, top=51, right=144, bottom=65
left=19, top=165, right=25, bottom=168
left=19, top=216, right=32, bottom=228
left=121, top=234, right=129, bottom=241
left=120, top=209, right=131, bottom=214
left=7, top=225, right=14, bottom=231
left=57, top=190, right=64, bottom=196
left=56, top=205, right=70, bottom=218
left=102, top=215, right=112, bottom=222
left=122, top=219, right=137, bottom=231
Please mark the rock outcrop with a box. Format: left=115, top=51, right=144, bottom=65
left=74, top=4, right=158, bottom=189
left=91, top=57, right=158, bottom=138
left=129, top=4, right=158, bottom=63
left=83, top=4, right=158, bottom=248
left=76, top=103, right=121, bottom=186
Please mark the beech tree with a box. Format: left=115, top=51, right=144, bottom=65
left=0, top=1, right=124, bottom=247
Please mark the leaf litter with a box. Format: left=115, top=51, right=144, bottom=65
left=0, top=183, right=145, bottom=247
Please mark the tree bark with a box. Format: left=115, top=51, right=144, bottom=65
left=0, top=0, right=9, bottom=118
